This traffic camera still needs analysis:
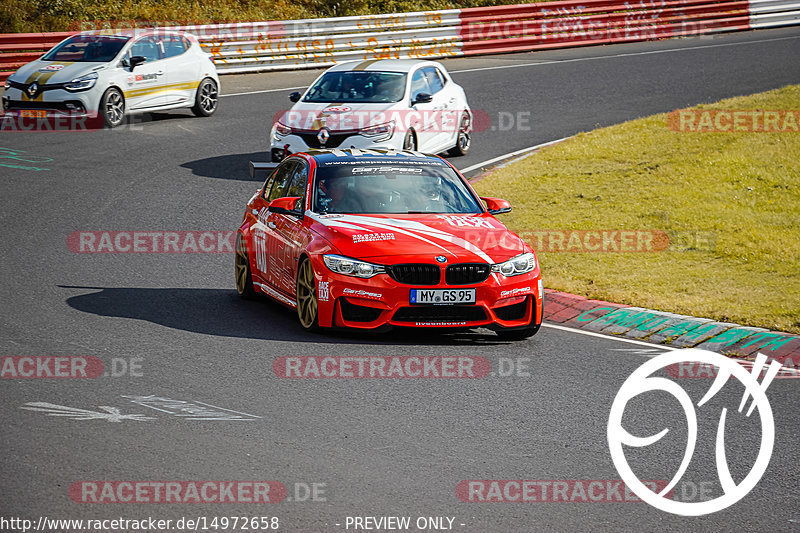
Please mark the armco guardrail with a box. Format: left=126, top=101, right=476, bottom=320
left=1, top=0, right=799, bottom=81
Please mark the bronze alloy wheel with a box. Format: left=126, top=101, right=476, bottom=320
left=235, top=234, right=256, bottom=299
left=296, top=258, right=319, bottom=330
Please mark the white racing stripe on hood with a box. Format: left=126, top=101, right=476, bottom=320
left=307, top=212, right=495, bottom=262
left=308, top=212, right=452, bottom=255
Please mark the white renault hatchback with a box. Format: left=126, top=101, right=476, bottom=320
left=2, top=29, right=219, bottom=127
left=269, top=59, right=472, bottom=161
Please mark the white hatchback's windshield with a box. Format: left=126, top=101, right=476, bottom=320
left=303, top=71, right=407, bottom=103
left=43, top=35, right=130, bottom=63
left=314, top=160, right=482, bottom=215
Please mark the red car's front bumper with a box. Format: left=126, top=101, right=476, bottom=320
left=311, top=258, right=542, bottom=332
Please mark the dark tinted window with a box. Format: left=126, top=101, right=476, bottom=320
left=261, top=167, right=279, bottom=200
left=43, top=35, right=129, bottom=63
left=129, top=36, right=161, bottom=62
left=267, top=160, right=298, bottom=202
left=409, top=69, right=430, bottom=101
left=314, top=160, right=482, bottom=214
left=304, top=71, right=407, bottom=103
left=284, top=162, right=309, bottom=202
left=163, top=35, right=187, bottom=58
left=422, top=67, right=444, bottom=94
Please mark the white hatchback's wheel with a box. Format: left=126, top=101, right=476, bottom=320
left=296, top=258, right=319, bottom=331
left=448, top=112, right=471, bottom=156
left=101, top=88, right=125, bottom=128
left=192, top=78, right=218, bottom=117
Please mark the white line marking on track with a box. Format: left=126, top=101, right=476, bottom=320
left=460, top=137, right=571, bottom=174
left=450, top=35, right=800, bottom=75
left=542, top=322, right=678, bottom=354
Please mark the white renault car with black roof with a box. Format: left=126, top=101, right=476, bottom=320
left=2, top=29, right=219, bottom=127
left=270, top=59, right=472, bottom=161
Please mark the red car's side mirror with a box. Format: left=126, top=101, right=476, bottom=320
left=268, top=196, right=303, bottom=216
left=481, top=196, right=512, bottom=215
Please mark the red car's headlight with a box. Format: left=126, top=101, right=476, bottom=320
left=323, top=254, right=385, bottom=278
left=492, top=252, right=537, bottom=277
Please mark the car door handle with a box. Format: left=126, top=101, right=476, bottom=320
left=156, top=70, right=164, bottom=75
left=267, top=221, right=277, bottom=229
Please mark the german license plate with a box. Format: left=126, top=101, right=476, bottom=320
left=20, top=110, right=47, bottom=118
left=410, top=288, right=476, bottom=305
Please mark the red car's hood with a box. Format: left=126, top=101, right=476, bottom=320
left=306, top=212, right=525, bottom=264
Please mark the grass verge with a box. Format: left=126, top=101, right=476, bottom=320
left=474, top=85, right=800, bottom=333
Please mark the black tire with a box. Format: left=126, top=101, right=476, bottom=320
left=235, top=233, right=256, bottom=299
left=296, top=257, right=320, bottom=332
left=191, top=77, right=218, bottom=117
left=100, top=87, right=125, bottom=128
left=403, top=130, right=417, bottom=151
left=447, top=113, right=471, bottom=156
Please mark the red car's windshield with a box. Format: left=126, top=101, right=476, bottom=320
left=313, top=160, right=482, bottom=215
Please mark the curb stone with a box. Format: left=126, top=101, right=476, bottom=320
left=542, top=289, right=800, bottom=367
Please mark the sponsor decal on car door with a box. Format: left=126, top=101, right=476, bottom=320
left=254, top=160, right=300, bottom=291
left=161, top=35, right=199, bottom=106
left=272, top=162, right=309, bottom=295
left=123, top=36, right=166, bottom=110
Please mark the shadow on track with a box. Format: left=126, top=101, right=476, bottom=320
left=181, top=152, right=269, bottom=181
left=59, top=285, right=506, bottom=346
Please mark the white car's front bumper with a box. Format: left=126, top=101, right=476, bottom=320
left=2, top=86, right=98, bottom=116
left=270, top=129, right=404, bottom=160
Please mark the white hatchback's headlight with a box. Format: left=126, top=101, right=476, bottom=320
left=359, top=121, right=394, bottom=140
left=492, top=252, right=537, bottom=277
left=64, top=72, right=98, bottom=92
left=323, top=254, right=385, bottom=278
left=274, top=122, right=292, bottom=136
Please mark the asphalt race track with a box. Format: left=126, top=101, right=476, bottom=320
left=1, top=26, right=800, bottom=532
